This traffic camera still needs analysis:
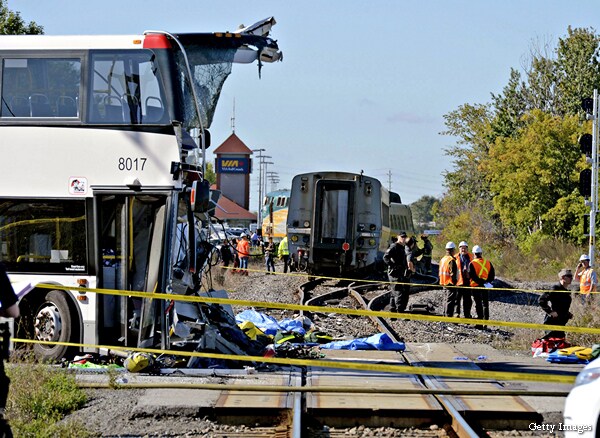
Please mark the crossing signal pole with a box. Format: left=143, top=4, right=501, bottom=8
left=579, top=90, right=599, bottom=266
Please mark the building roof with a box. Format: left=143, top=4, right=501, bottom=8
left=212, top=132, right=253, bottom=155
left=212, top=187, right=256, bottom=221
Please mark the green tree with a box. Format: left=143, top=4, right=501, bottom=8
left=440, top=26, right=600, bottom=251
left=441, top=103, right=494, bottom=204
left=410, top=195, right=438, bottom=224
left=555, top=27, right=600, bottom=116
left=204, top=162, right=216, bottom=185
left=0, top=0, right=43, bottom=35
left=490, top=68, right=528, bottom=138
left=487, top=111, right=584, bottom=241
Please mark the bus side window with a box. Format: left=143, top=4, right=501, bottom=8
left=1, top=58, right=81, bottom=119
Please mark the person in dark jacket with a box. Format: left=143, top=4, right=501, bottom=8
left=1, top=262, right=19, bottom=437
left=220, top=240, right=234, bottom=268
left=0, top=263, right=19, bottom=319
left=383, top=233, right=410, bottom=313
left=539, top=268, right=573, bottom=339
left=420, top=234, right=433, bottom=274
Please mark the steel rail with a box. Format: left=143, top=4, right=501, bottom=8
left=76, top=382, right=569, bottom=397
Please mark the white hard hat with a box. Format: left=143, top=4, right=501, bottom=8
left=472, top=245, right=483, bottom=254
left=240, top=233, right=247, bottom=237
left=580, top=254, right=591, bottom=261
left=459, top=241, right=468, bottom=248
left=445, top=241, right=456, bottom=250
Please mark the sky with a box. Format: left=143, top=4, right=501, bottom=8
left=8, top=1, right=599, bottom=209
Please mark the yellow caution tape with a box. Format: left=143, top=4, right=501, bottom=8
left=12, top=338, right=577, bottom=384
left=32, top=283, right=600, bottom=334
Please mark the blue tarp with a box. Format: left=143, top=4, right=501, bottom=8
left=235, top=309, right=307, bottom=336
left=320, top=333, right=405, bottom=351
left=546, top=350, right=589, bottom=364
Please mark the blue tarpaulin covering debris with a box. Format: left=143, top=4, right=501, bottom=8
left=235, top=309, right=307, bottom=336
left=320, top=333, right=405, bottom=351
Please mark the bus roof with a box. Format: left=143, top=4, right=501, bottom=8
left=0, top=34, right=155, bottom=50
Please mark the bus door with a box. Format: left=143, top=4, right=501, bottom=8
left=95, top=192, right=168, bottom=349
left=312, top=180, right=355, bottom=268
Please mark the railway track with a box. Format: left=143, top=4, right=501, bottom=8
left=291, top=279, right=545, bottom=437
left=72, top=275, right=576, bottom=437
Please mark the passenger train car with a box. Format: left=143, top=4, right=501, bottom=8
left=261, top=189, right=290, bottom=243
left=286, top=171, right=415, bottom=275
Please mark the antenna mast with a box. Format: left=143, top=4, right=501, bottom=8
left=230, top=98, right=236, bottom=133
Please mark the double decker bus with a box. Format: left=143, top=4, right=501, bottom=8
left=0, top=19, right=282, bottom=360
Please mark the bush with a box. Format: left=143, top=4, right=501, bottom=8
left=5, top=362, right=91, bottom=437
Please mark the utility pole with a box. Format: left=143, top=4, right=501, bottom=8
left=580, top=90, right=600, bottom=266
left=252, top=148, right=266, bottom=226
left=266, top=171, right=279, bottom=192
left=590, top=90, right=599, bottom=266
left=263, top=161, right=274, bottom=206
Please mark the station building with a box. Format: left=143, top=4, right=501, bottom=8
left=212, top=132, right=257, bottom=229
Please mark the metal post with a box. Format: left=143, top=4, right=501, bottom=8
left=252, top=149, right=266, bottom=226
left=590, top=89, right=599, bottom=266
left=263, top=161, right=274, bottom=206
left=266, top=171, right=278, bottom=192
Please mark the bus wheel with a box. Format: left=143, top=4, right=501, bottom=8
left=32, top=290, right=76, bottom=361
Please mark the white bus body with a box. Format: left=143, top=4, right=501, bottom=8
left=0, top=24, right=281, bottom=360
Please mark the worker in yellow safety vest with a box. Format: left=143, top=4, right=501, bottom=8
left=277, top=236, right=290, bottom=273
left=439, top=242, right=458, bottom=317
left=575, top=254, right=597, bottom=298
left=468, top=245, right=495, bottom=329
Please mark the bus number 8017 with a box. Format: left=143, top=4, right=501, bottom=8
left=118, top=157, right=147, bottom=171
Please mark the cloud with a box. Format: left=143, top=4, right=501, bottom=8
left=386, top=111, right=436, bottom=124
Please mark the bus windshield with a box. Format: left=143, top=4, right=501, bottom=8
left=173, top=31, right=282, bottom=133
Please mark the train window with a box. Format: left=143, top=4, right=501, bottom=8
left=320, top=189, right=348, bottom=240
left=382, top=203, right=389, bottom=227
left=277, top=197, right=285, bottom=207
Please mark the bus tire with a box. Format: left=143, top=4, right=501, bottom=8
left=32, top=290, right=78, bottom=361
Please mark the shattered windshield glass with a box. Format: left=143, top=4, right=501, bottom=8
left=174, top=45, right=234, bottom=131
left=172, top=31, right=281, bottom=135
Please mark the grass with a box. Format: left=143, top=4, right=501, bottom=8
left=5, top=360, right=92, bottom=437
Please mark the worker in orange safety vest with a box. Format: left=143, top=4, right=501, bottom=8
left=469, top=245, right=495, bottom=329
left=236, top=233, right=251, bottom=275
left=575, top=254, right=597, bottom=299
left=439, top=242, right=458, bottom=317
